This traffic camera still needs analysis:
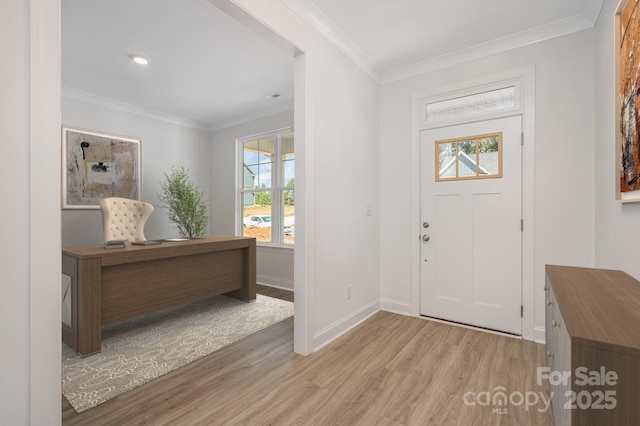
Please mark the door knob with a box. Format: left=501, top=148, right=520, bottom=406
left=423, top=222, right=430, bottom=228
left=422, top=235, right=430, bottom=242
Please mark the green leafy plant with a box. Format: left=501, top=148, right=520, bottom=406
left=158, top=166, right=209, bottom=237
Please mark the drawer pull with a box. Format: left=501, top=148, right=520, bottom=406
left=546, top=299, right=552, bottom=306
left=546, top=351, right=554, bottom=358
left=551, top=320, right=559, bottom=328
left=543, top=285, right=548, bottom=291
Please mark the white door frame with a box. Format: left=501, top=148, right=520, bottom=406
left=410, top=66, right=537, bottom=341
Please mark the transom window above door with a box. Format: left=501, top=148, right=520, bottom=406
left=435, top=132, right=502, bottom=181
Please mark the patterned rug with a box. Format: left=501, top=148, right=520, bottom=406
left=62, top=294, right=294, bottom=413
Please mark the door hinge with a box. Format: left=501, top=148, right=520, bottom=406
left=521, top=219, right=523, bottom=231
left=521, top=305, right=524, bottom=318
left=521, top=133, right=524, bottom=145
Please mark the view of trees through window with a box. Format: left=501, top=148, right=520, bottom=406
left=437, top=132, right=501, bottom=181
left=239, top=129, right=294, bottom=245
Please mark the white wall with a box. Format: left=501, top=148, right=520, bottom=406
left=309, top=44, right=380, bottom=344
left=2, top=0, right=61, bottom=423
left=61, top=96, right=212, bottom=246
left=380, top=29, right=596, bottom=339
left=0, top=2, right=32, bottom=421
left=595, top=0, right=640, bottom=279
left=210, top=109, right=295, bottom=290
left=230, top=0, right=381, bottom=351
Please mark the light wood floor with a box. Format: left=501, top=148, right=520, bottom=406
left=63, top=286, right=553, bottom=425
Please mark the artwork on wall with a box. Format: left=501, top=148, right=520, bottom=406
left=62, top=127, right=142, bottom=209
left=617, top=0, right=640, bottom=202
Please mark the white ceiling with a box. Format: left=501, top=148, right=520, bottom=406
left=62, top=0, right=605, bottom=130
left=288, top=0, right=605, bottom=82
left=62, top=0, right=295, bottom=130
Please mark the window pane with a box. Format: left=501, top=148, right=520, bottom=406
left=242, top=163, right=272, bottom=189
left=255, top=162, right=272, bottom=189
left=458, top=139, right=477, bottom=177
left=243, top=136, right=274, bottom=189
left=258, top=137, right=275, bottom=165
left=242, top=196, right=272, bottom=243
left=438, top=142, right=457, bottom=179
left=426, top=86, right=516, bottom=123
left=243, top=139, right=260, bottom=165
left=282, top=132, right=295, bottom=187
left=242, top=164, right=257, bottom=190
left=436, top=132, right=502, bottom=181
left=282, top=132, right=294, bottom=156
left=477, top=135, right=500, bottom=176
left=282, top=189, right=294, bottom=245
left=239, top=127, right=293, bottom=246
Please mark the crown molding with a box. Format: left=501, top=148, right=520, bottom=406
left=62, top=87, right=212, bottom=132
left=209, top=103, right=294, bottom=132
left=279, top=0, right=601, bottom=86
left=381, top=14, right=597, bottom=84
left=281, top=0, right=383, bottom=83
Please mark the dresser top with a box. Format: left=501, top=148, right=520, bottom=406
left=546, top=265, right=640, bottom=356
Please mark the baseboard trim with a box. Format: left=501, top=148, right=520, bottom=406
left=534, top=326, right=546, bottom=344
left=257, top=275, right=294, bottom=291
left=256, top=281, right=293, bottom=293
left=380, top=298, right=412, bottom=316
left=313, top=300, right=380, bottom=351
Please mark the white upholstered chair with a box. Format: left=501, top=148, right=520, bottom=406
left=99, top=197, right=154, bottom=242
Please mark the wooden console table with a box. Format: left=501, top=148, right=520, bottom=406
left=545, top=265, right=640, bottom=425
left=62, top=236, right=256, bottom=356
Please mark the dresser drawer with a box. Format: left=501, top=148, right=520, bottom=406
left=545, top=265, right=640, bottom=425
left=545, top=281, right=571, bottom=426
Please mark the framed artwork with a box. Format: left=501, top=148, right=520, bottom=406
left=62, top=127, right=142, bottom=209
left=616, top=0, right=640, bottom=202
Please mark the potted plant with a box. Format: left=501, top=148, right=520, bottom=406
left=157, top=166, right=209, bottom=237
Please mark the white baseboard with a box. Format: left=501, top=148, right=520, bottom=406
left=534, top=326, right=546, bottom=344
left=257, top=275, right=294, bottom=291
left=313, top=300, right=380, bottom=351
left=380, top=298, right=412, bottom=316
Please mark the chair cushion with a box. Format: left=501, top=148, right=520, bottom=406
left=100, top=197, right=154, bottom=242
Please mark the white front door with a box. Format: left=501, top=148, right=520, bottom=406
left=420, top=116, right=522, bottom=335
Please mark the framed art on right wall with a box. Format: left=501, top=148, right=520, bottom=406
left=616, top=0, right=640, bottom=202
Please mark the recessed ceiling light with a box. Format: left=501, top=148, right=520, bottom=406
left=129, top=54, right=149, bottom=65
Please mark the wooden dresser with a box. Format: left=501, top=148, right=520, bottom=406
left=545, top=265, right=640, bottom=425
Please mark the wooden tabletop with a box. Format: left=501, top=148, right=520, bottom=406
left=546, top=264, right=640, bottom=357
left=62, top=235, right=256, bottom=266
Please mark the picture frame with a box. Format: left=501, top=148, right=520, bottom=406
left=62, top=126, right=142, bottom=209
left=616, top=0, right=640, bottom=202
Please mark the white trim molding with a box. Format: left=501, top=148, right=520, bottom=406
left=257, top=276, right=294, bottom=291
left=383, top=15, right=595, bottom=84
left=281, top=0, right=383, bottom=83
left=380, top=298, right=412, bottom=316
left=313, top=300, right=380, bottom=351
left=30, top=0, right=62, bottom=423
left=534, top=326, right=546, bottom=344
left=278, top=0, right=600, bottom=86
left=62, top=87, right=212, bottom=132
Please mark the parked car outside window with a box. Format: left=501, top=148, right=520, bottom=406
left=243, top=215, right=272, bottom=228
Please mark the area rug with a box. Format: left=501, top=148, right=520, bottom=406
left=62, top=294, right=293, bottom=413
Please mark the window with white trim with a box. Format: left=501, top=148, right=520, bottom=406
left=238, top=128, right=294, bottom=246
